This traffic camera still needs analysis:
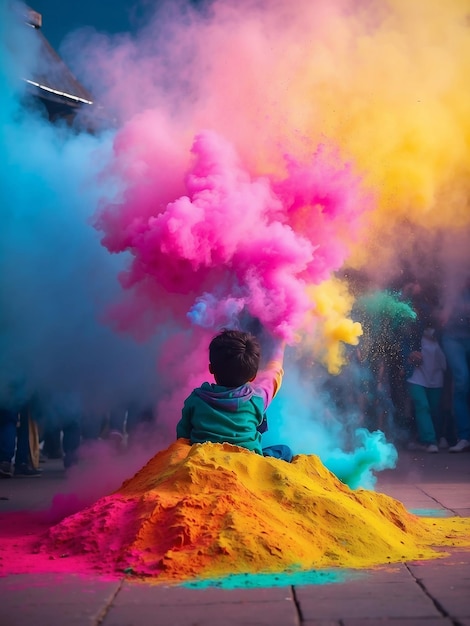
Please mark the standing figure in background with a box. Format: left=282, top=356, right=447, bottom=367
left=0, top=407, right=18, bottom=478
left=441, top=275, right=470, bottom=453
left=42, top=391, right=82, bottom=469
left=14, top=402, right=42, bottom=476
left=0, top=379, right=41, bottom=477
left=406, top=326, right=447, bottom=453
left=400, top=279, right=446, bottom=452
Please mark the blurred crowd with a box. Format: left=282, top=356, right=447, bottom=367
left=0, top=392, right=156, bottom=478
left=330, top=272, right=470, bottom=455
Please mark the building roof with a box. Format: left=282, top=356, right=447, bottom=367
left=23, top=6, right=94, bottom=121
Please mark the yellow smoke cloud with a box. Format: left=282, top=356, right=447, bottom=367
left=300, top=278, right=362, bottom=374
left=178, top=0, right=470, bottom=267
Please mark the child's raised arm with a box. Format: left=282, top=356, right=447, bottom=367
left=253, top=338, right=285, bottom=410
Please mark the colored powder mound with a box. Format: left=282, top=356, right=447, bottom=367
left=41, top=440, right=470, bottom=584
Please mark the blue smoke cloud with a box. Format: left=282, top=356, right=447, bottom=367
left=0, top=4, right=160, bottom=414
left=262, top=358, right=398, bottom=489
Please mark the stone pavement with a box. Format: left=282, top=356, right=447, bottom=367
left=1, top=449, right=469, bottom=626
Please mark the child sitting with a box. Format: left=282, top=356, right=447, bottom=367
left=176, top=329, right=292, bottom=461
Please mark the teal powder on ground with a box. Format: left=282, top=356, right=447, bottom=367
left=181, top=568, right=364, bottom=589
left=409, top=508, right=451, bottom=518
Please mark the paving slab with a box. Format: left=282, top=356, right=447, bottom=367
left=407, top=553, right=470, bottom=618
left=295, top=574, right=442, bottom=621
left=102, top=598, right=299, bottom=626
left=0, top=573, right=121, bottom=626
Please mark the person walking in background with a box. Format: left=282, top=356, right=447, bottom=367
left=440, top=275, right=470, bottom=453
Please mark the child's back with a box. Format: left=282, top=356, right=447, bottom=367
left=176, top=329, right=285, bottom=457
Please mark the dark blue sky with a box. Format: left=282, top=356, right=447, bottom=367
left=30, top=0, right=151, bottom=51
left=30, top=1, right=206, bottom=51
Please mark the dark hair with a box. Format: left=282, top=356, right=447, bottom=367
left=209, top=329, right=261, bottom=387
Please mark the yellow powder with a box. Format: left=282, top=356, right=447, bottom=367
left=47, top=439, right=470, bottom=584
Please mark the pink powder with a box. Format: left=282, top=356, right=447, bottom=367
left=0, top=510, right=113, bottom=579
left=97, top=130, right=372, bottom=342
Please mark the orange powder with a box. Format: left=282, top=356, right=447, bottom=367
left=43, top=440, right=470, bottom=584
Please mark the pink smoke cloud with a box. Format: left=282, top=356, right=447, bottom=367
left=95, top=128, right=371, bottom=342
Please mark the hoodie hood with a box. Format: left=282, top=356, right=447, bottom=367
left=194, top=382, right=254, bottom=413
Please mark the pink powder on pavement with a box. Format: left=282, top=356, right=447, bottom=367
left=0, top=511, right=112, bottom=579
